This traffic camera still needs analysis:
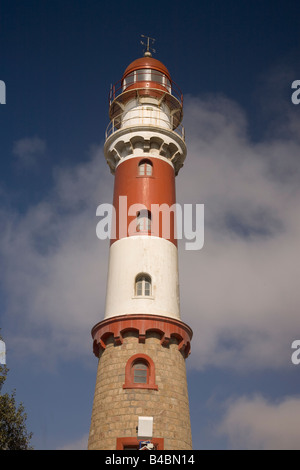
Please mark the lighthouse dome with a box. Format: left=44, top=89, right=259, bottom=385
left=123, top=56, right=171, bottom=81
left=121, top=56, right=172, bottom=95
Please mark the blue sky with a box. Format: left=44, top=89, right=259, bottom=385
left=1, top=0, right=300, bottom=450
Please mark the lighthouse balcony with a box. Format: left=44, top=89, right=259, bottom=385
left=105, top=109, right=185, bottom=142
left=108, top=82, right=183, bottom=129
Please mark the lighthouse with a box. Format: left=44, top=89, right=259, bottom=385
left=88, top=40, right=193, bottom=451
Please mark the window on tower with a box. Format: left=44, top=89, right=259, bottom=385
left=135, top=273, right=152, bottom=297
left=116, top=437, right=164, bottom=450
left=138, top=159, right=153, bottom=176
left=133, top=361, right=148, bottom=384
left=123, top=353, right=158, bottom=390
left=136, top=210, right=151, bottom=232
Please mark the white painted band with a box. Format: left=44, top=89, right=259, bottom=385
left=104, top=236, right=180, bottom=320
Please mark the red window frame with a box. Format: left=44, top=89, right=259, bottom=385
left=123, top=353, right=158, bottom=390
left=116, top=437, right=164, bottom=450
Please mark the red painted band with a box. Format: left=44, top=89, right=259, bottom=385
left=110, top=156, right=177, bottom=246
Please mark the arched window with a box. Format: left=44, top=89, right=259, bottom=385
left=123, top=354, right=158, bottom=390
left=135, top=273, right=151, bottom=297
left=138, top=159, right=153, bottom=176
left=136, top=210, right=151, bottom=232
left=133, top=361, right=148, bottom=384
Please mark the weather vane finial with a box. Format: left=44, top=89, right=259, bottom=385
left=140, top=35, right=156, bottom=57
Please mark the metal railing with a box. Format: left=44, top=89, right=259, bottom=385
left=109, top=73, right=183, bottom=109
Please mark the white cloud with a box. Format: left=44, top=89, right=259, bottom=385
left=0, top=144, right=112, bottom=364
left=12, top=136, right=46, bottom=168
left=178, top=94, right=300, bottom=371
left=217, top=395, right=300, bottom=449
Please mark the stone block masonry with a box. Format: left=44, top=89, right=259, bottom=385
left=88, top=330, right=192, bottom=450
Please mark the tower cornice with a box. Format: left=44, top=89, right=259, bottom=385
left=91, top=313, right=193, bottom=359
left=104, top=125, right=186, bottom=175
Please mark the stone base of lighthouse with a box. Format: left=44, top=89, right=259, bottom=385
left=88, top=314, right=193, bottom=450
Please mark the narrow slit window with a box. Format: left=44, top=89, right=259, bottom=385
left=136, top=278, right=143, bottom=296
left=144, top=278, right=151, bottom=296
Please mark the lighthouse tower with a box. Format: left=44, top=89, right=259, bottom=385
left=88, top=42, right=193, bottom=451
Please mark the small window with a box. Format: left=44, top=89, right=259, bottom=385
left=135, top=274, right=151, bottom=297
left=136, top=210, right=151, bottom=232
left=133, top=361, right=148, bottom=384
left=138, top=159, right=153, bottom=176
left=123, top=353, right=158, bottom=391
